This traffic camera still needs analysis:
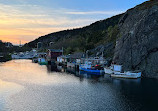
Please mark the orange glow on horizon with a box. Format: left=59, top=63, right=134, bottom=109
left=0, top=2, right=106, bottom=45
left=0, top=27, right=73, bottom=44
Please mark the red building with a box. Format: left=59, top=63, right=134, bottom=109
left=47, top=49, right=63, bottom=64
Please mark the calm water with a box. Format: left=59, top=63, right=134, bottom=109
left=0, top=60, right=158, bottom=111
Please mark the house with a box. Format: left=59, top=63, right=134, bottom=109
left=47, top=49, right=63, bottom=64
left=81, top=57, right=105, bottom=65
left=66, top=52, right=85, bottom=69
left=57, top=55, right=70, bottom=63
left=68, top=52, right=85, bottom=63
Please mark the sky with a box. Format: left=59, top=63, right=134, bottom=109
left=0, top=0, right=148, bottom=45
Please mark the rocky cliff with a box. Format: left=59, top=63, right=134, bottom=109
left=113, top=0, right=158, bottom=78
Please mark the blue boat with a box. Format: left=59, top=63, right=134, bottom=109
left=79, top=62, right=104, bottom=75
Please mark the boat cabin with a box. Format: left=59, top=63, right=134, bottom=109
left=81, top=57, right=105, bottom=65
left=113, top=65, right=123, bottom=72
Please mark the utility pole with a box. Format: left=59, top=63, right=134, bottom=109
left=86, top=50, right=89, bottom=59
left=19, top=40, right=22, bottom=47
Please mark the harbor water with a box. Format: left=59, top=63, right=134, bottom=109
left=0, top=60, right=158, bottom=111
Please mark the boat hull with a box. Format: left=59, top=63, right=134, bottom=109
left=111, top=72, right=141, bottom=79
left=111, top=74, right=140, bottom=79
left=39, top=62, right=48, bottom=65
left=38, top=58, right=48, bottom=65
left=79, top=67, right=104, bottom=75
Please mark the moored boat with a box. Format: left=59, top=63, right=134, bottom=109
left=104, top=67, right=113, bottom=74
left=37, top=53, right=47, bottom=65
left=111, top=71, right=141, bottom=79
left=79, top=61, right=104, bottom=75
left=104, top=64, right=141, bottom=79
left=38, top=58, right=47, bottom=65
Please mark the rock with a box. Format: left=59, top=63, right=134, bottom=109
left=89, top=42, right=115, bottom=58
left=113, top=3, right=158, bottom=78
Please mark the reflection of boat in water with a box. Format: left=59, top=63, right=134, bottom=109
left=79, top=61, right=104, bottom=75
left=79, top=71, right=102, bottom=79
left=47, top=65, right=61, bottom=72
left=104, top=65, right=141, bottom=79
left=66, top=67, right=80, bottom=76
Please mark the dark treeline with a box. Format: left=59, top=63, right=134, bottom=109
left=0, top=40, right=31, bottom=53
left=0, top=40, right=31, bottom=61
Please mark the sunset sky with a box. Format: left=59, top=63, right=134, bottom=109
left=0, top=0, right=147, bottom=45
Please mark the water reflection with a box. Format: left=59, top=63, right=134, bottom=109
left=46, top=64, right=158, bottom=111
left=46, top=64, right=144, bottom=88
left=46, top=64, right=103, bottom=80
left=0, top=60, right=83, bottom=85
left=47, top=64, right=62, bottom=73
left=0, top=60, right=158, bottom=111
left=0, top=79, right=24, bottom=111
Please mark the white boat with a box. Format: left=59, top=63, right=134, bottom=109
left=11, top=53, right=32, bottom=59
left=11, top=50, right=37, bottom=59
left=111, top=71, right=141, bottom=79
left=104, top=66, right=114, bottom=74
left=104, top=64, right=141, bottom=79
left=104, top=64, right=122, bottom=74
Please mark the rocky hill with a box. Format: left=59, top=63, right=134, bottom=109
left=113, top=0, right=158, bottom=78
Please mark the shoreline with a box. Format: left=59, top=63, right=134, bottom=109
left=0, top=54, right=12, bottom=62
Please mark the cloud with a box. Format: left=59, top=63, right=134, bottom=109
left=0, top=2, right=123, bottom=44
left=65, top=11, right=124, bottom=15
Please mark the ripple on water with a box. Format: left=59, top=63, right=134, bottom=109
left=0, top=60, right=85, bottom=86
left=0, top=79, right=24, bottom=110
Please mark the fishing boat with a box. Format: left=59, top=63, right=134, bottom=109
left=38, top=58, right=47, bottom=65
left=38, top=53, right=47, bottom=65
left=79, top=61, right=104, bottom=75
left=111, top=71, right=141, bottom=79
left=104, top=64, right=141, bottom=79
left=104, top=66, right=114, bottom=74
